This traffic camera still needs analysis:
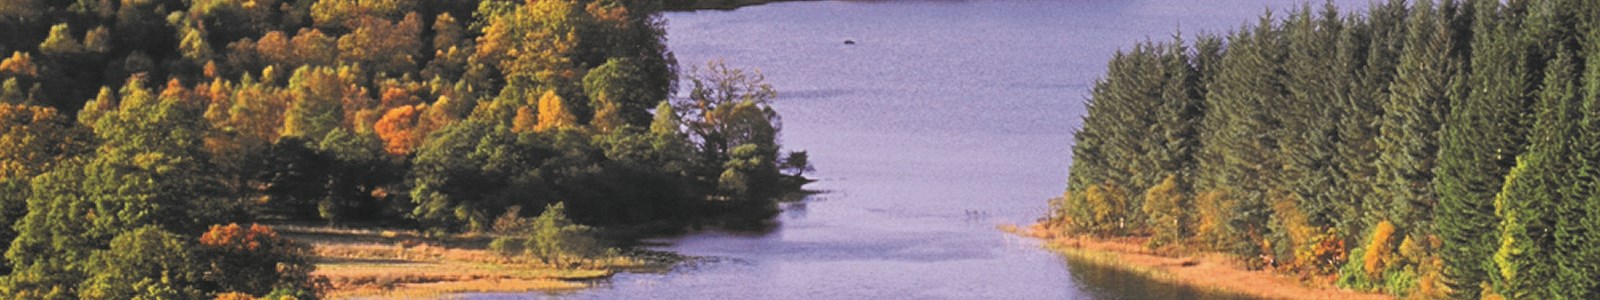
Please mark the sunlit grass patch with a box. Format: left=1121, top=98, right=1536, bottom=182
left=274, top=224, right=675, bottom=299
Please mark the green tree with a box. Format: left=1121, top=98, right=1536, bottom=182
left=3, top=77, right=222, bottom=298
left=584, top=58, right=661, bottom=131
left=37, top=23, right=83, bottom=57
left=489, top=203, right=603, bottom=267
left=1562, top=19, right=1600, bottom=300
left=1491, top=46, right=1577, bottom=300
left=409, top=119, right=553, bottom=230
left=681, top=60, right=778, bottom=158
left=1195, top=14, right=1289, bottom=263
left=1280, top=3, right=1352, bottom=235
left=1435, top=1, right=1536, bottom=296
left=78, top=226, right=206, bottom=300
left=1374, top=0, right=1458, bottom=237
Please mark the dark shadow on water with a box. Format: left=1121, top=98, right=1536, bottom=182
left=1062, top=254, right=1258, bottom=300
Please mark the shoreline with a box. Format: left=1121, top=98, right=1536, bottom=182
left=276, top=225, right=673, bottom=299
left=1010, top=224, right=1393, bottom=300
left=665, top=0, right=800, bottom=11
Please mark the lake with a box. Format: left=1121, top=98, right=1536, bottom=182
left=470, top=0, right=1368, bottom=299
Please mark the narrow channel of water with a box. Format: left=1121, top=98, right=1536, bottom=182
left=469, top=1, right=1369, bottom=298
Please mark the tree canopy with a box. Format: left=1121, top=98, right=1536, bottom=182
left=1053, top=0, right=1600, bottom=298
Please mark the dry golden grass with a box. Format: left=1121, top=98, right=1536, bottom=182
left=274, top=225, right=662, bottom=299
left=1015, top=223, right=1394, bottom=300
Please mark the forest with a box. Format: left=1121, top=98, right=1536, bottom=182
left=0, top=0, right=809, bottom=299
left=1053, top=0, right=1600, bottom=298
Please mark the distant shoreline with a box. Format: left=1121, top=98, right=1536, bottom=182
left=666, top=0, right=802, bottom=11
left=1008, top=223, right=1394, bottom=300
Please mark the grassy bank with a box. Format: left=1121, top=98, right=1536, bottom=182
left=276, top=225, right=675, bottom=299
left=1009, top=224, right=1393, bottom=300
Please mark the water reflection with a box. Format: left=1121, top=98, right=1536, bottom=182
left=468, top=0, right=1371, bottom=298
left=1061, top=255, right=1255, bottom=300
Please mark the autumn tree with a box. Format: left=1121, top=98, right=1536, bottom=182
left=3, top=76, right=224, bottom=298
left=535, top=90, right=579, bottom=133
left=1142, top=175, right=1185, bottom=247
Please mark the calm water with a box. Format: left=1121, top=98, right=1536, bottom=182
left=473, top=1, right=1368, bottom=299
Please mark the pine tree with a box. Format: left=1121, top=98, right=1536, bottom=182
left=1551, top=18, right=1600, bottom=299
left=1195, top=14, right=1289, bottom=263
left=1568, top=21, right=1600, bottom=300
left=1375, top=0, right=1456, bottom=237
left=1490, top=46, right=1576, bottom=300
left=1281, top=3, right=1350, bottom=231
left=1435, top=1, right=1537, bottom=297
left=1148, top=37, right=1203, bottom=199
left=1334, top=0, right=1407, bottom=241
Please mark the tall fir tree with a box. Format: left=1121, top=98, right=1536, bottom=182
left=1335, top=0, right=1407, bottom=241
left=1564, top=18, right=1600, bottom=300
left=1491, top=45, right=1576, bottom=300
left=1147, top=37, right=1204, bottom=202
left=1434, top=1, right=1537, bottom=297
left=1281, top=3, right=1351, bottom=231
left=1195, top=14, right=1289, bottom=263
left=1374, top=0, right=1456, bottom=237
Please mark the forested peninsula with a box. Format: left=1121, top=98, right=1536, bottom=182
left=1051, top=0, right=1600, bottom=298
left=0, top=0, right=809, bottom=298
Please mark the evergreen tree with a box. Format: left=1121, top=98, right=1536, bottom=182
left=1064, top=44, right=1165, bottom=233
left=1336, top=0, right=1408, bottom=241
left=1374, top=0, right=1457, bottom=237
left=1490, top=46, right=1576, bottom=300
left=1149, top=38, right=1204, bottom=200
left=1195, top=14, right=1289, bottom=263
left=1281, top=3, right=1351, bottom=231
left=1435, top=1, right=1536, bottom=297
left=1568, top=21, right=1600, bottom=300
left=1551, top=18, right=1600, bottom=299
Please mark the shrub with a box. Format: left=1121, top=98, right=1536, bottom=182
left=198, top=223, right=318, bottom=298
left=490, top=203, right=606, bottom=267
left=1364, top=221, right=1398, bottom=279
left=262, top=287, right=316, bottom=300
left=215, top=292, right=257, bottom=300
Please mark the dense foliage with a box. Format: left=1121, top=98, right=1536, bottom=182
left=0, top=0, right=808, bottom=298
left=1053, top=0, right=1600, bottom=298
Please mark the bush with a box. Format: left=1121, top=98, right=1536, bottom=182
left=261, top=287, right=317, bottom=300
left=490, top=203, right=605, bottom=267
left=215, top=292, right=256, bottom=300
left=198, top=223, right=318, bottom=298
left=1364, top=221, right=1398, bottom=279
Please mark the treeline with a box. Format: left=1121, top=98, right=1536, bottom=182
left=1053, top=0, right=1600, bottom=298
left=0, top=0, right=808, bottom=299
